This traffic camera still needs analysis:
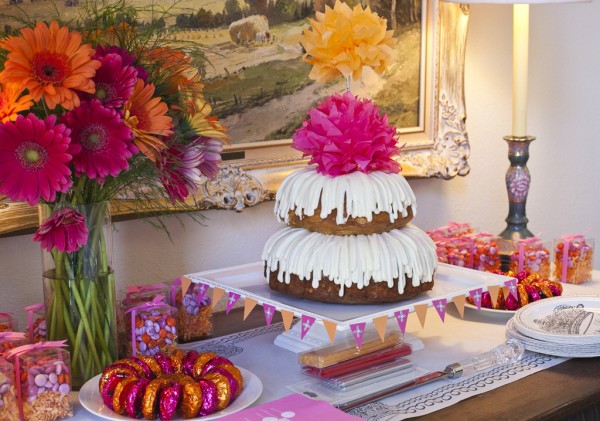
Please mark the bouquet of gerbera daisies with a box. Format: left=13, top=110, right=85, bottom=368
left=0, top=3, right=227, bottom=386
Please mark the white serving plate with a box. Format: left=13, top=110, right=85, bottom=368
left=513, top=295, right=600, bottom=345
left=464, top=303, right=516, bottom=319
left=185, top=262, right=511, bottom=328
left=79, top=367, right=262, bottom=420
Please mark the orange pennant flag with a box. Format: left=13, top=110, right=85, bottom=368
left=488, top=285, right=501, bottom=305
left=281, top=310, right=295, bottom=333
left=322, top=320, right=338, bottom=344
left=502, top=286, right=510, bottom=299
left=372, top=316, right=388, bottom=341
left=413, top=304, right=429, bottom=328
left=243, top=297, right=258, bottom=320
left=453, top=294, right=466, bottom=319
left=212, top=287, right=225, bottom=309
left=181, top=276, right=192, bottom=297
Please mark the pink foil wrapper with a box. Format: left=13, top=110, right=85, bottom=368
left=182, top=350, right=199, bottom=377
left=201, top=356, right=233, bottom=376
left=155, top=352, right=174, bottom=373
left=125, top=378, right=149, bottom=418
left=212, top=367, right=238, bottom=399
left=198, top=379, right=219, bottom=416
left=159, top=382, right=182, bottom=420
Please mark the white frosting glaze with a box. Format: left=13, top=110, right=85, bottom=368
left=262, top=224, right=437, bottom=297
left=274, top=167, right=417, bottom=225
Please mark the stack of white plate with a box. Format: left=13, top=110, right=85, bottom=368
left=505, top=295, right=600, bottom=358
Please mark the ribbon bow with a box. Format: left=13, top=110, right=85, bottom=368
left=124, top=284, right=168, bottom=305
left=125, top=295, right=168, bottom=357
left=24, top=304, right=45, bottom=344
left=0, top=331, right=26, bottom=342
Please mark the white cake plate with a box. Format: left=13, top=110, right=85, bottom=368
left=185, top=262, right=511, bottom=351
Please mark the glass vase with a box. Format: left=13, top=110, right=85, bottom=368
left=40, top=202, right=117, bottom=389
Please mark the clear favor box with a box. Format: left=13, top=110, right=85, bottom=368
left=469, top=233, right=501, bottom=272
left=0, top=313, right=17, bottom=333
left=0, top=357, right=19, bottom=421
left=124, top=298, right=178, bottom=357
left=24, top=304, right=46, bottom=344
left=170, top=280, right=213, bottom=342
left=8, top=344, right=73, bottom=420
left=0, top=332, right=27, bottom=356
left=435, top=237, right=474, bottom=269
left=553, top=235, right=594, bottom=284
left=509, top=238, right=551, bottom=278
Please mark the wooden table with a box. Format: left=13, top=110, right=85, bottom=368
left=212, top=308, right=600, bottom=421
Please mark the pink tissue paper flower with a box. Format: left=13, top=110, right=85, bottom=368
left=0, top=114, right=73, bottom=205
left=62, top=100, right=135, bottom=180
left=33, top=207, right=89, bottom=253
left=157, top=136, right=223, bottom=202
left=293, top=92, right=400, bottom=176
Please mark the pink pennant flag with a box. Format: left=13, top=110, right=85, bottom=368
left=349, top=322, right=367, bottom=348
left=226, top=292, right=241, bottom=315
left=300, top=315, right=316, bottom=339
left=469, top=288, right=483, bottom=310
left=394, top=309, right=409, bottom=335
left=432, top=298, right=447, bottom=322
left=196, top=282, right=209, bottom=302
left=504, top=279, right=518, bottom=300
left=263, top=304, right=276, bottom=326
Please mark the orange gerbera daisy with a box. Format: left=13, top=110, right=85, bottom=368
left=0, top=84, right=33, bottom=123
left=124, top=79, right=173, bottom=162
left=145, top=47, right=201, bottom=97
left=0, top=21, right=101, bottom=110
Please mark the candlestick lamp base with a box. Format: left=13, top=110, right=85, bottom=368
left=499, top=135, right=536, bottom=241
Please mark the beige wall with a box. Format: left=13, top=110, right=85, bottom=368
left=1, top=2, right=599, bottom=326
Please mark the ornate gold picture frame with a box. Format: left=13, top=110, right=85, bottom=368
left=0, top=0, right=469, bottom=236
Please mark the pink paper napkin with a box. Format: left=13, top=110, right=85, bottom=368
left=218, top=393, right=364, bottom=420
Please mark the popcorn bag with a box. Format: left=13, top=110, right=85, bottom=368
left=170, top=278, right=213, bottom=343
left=0, top=357, right=19, bottom=421
left=0, top=332, right=27, bottom=356
left=24, top=305, right=46, bottom=344
left=124, top=296, right=178, bottom=357
left=6, top=341, right=73, bottom=421
left=0, top=313, right=17, bottom=333
left=509, top=237, right=551, bottom=278
left=553, top=235, right=594, bottom=284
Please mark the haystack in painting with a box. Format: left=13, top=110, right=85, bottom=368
left=228, top=15, right=269, bottom=45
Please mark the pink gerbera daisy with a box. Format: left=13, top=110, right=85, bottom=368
left=62, top=100, right=135, bottom=180
left=88, top=53, right=138, bottom=108
left=157, top=137, right=223, bottom=202
left=33, top=207, right=89, bottom=253
left=95, top=45, right=148, bottom=81
left=0, top=114, right=73, bottom=205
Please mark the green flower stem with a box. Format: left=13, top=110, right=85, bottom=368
left=71, top=283, right=102, bottom=369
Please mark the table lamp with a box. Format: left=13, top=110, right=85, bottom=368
left=443, top=0, right=589, bottom=240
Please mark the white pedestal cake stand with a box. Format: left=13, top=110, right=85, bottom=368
left=185, top=262, right=511, bottom=352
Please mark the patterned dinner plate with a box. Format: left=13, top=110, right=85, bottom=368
left=513, top=295, right=600, bottom=345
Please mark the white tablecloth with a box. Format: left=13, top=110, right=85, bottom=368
left=70, top=277, right=600, bottom=420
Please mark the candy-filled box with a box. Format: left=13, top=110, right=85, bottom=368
left=0, top=332, right=27, bottom=356
left=509, top=238, right=551, bottom=279
left=435, top=237, right=474, bottom=269
left=0, top=313, right=17, bottom=333
left=24, top=304, right=46, bottom=344
left=124, top=300, right=178, bottom=357
left=427, top=222, right=475, bottom=241
left=553, top=236, right=594, bottom=284
left=7, top=345, right=73, bottom=421
left=172, top=283, right=213, bottom=342
left=0, top=358, right=19, bottom=421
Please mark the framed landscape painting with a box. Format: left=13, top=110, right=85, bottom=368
left=0, top=0, right=470, bottom=235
